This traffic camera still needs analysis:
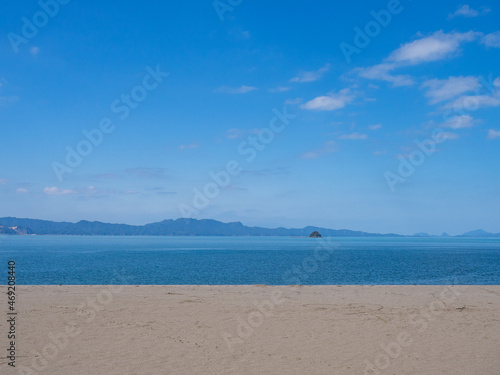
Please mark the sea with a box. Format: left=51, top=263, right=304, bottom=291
left=1, top=236, right=499, bottom=285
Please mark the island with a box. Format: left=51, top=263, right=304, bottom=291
left=309, top=231, right=322, bottom=238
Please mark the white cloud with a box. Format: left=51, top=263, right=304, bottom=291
left=338, top=132, right=368, bottom=140
left=368, top=124, right=382, bottom=130
left=30, top=46, right=40, bottom=56
left=0, top=96, right=19, bottom=107
left=356, top=31, right=481, bottom=87
left=448, top=5, right=480, bottom=18
left=16, top=188, right=28, bottom=194
left=0, top=79, right=18, bottom=108
left=481, top=32, right=500, bottom=48
left=394, top=154, right=410, bottom=159
left=388, top=31, right=479, bottom=65
left=124, top=167, right=169, bottom=179
left=226, top=128, right=259, bottom=139
left=43, top=187, right=76, bottom=195
left=487, top=129, right=500, bottom=139
left=301, top=88, right=354, bottom=111
left=284, top=98, right=302, bottom=105
left=395, top=153, right=412, bottom=159
left=300, top=140, right=337, bottom=159
left=216, top=85, right=257, bottom=94
left=440, top=132, right=460, bottom=140
left=228, top=29, right=251, bottom=40
left=446, top=94, right=500, bottom=109
left=290, top=64, right=330, bottom=83
left=179, top=143, right=200, bottom=150
left=81, top=185, right=137, bottom=197
left=357, top=63, right=414, bottom=87
left=438, top=75, right=500, bottom=110
left=302, top=96, right=343, bottom=110
left=422, top=76, right=480, bottom=104
left=442, top=115, right=475, bottom=129
left=269, top=86, right=291, bottom=93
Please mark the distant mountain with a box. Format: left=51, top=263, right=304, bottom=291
left=413, top=232, right=431, bottom=237
left=457, top=229, right=500, bottom=238
left=415, top=232, right=466, bottom=238
left=0, top=225, right=33, bottom=235
left=0, top=226, right=17, bottom=235
left=0, top=217, right=400, bottom=237
left=0, top=217, right=498, bottom=237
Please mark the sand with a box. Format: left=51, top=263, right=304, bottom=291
left=1, top=285, right=499, bottom=375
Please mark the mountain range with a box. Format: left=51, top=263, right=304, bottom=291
left=0, top=217, right=499, bottom=237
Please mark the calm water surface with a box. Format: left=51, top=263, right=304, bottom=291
left=1, top=236, right=499, bottom=284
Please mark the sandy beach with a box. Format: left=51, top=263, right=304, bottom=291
left=2, top=285, right=499, bottom=374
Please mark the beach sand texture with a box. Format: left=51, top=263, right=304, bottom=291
left=2, top=285, right=499, bottom=374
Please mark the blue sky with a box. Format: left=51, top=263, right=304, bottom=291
left=1, top=0, right=499, bottom=235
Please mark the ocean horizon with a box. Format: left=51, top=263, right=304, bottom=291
left=2, top=235, right=499, bottom=285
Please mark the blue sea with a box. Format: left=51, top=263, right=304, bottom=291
left=1, top=236, right=499, bottom=285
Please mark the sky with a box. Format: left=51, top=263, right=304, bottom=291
left=0, top=0, right=499, bottom=235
